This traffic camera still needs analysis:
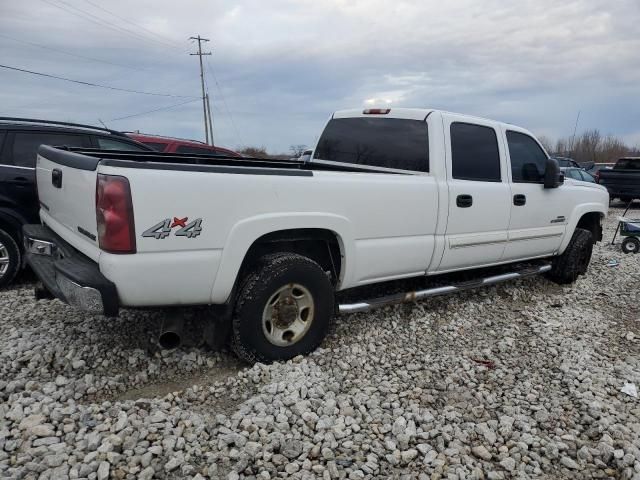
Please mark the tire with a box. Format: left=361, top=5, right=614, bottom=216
left=622, top=237, right=640, bottom=255
left=231, top=253, right=334, bottom=363
left=0, top=228, right=21, bottom=289
left=546, top=228, right=593, bottom=285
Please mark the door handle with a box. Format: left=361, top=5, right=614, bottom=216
left=456, top=194, right=473, bottom=208
left=8, top=176, right=30, bottom=186
left=513, top=194, right=526, bottom=206
left=52, top=169, right=62, bottom=188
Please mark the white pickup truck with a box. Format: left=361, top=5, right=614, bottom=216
left=24, top=108, right=608, bottom=362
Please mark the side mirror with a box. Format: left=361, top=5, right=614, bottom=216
left=544, top=158, right=563, bottom=188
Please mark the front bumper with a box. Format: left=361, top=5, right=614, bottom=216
left=23, top=224, right=119, bottom=316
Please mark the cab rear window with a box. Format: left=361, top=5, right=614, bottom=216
left=615, top=158, right=640, bottom=170
left=313, top=118, right=429, bottom=172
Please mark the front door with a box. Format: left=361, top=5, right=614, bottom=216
left=437, top=116, right=512, bottom=272
left=502, top=128, right=568, bottom=261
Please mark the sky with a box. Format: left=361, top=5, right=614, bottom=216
left=1, top=0, right=639, bottom=153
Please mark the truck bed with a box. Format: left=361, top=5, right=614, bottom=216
left=55, top=146, right=404, bottom=175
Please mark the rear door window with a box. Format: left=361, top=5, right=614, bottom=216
left=450, top=122, right=501, bottom=182
left=580, top=171, right=595, bottom=182
left=176, top=145, right=220, bottom=155
left=564, top=169, right=580, bottom=180
left=11, top=131, right=90, bottom=167
left=313, top=117, right=429, bottom=172
left=506, top=131, right=548, bottom=183
left=142, top=142, right=169, bottom=152
left=0, top=131, right=6, bottom=165
left=615, top=158, right=640, bottom=170
left=96, top=137, right=149, bottom=151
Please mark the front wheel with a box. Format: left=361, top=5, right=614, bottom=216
left=0, top=228, right=21, bottom=289
left=622, top=237, right=640, bottom=254
left=231, top=253, right=335, bottom=363
left=546, top=228, right=593, bottom=284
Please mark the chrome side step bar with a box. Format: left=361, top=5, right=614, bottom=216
left=338, top=264, right=552, bottom=314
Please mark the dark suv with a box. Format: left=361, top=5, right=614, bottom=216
left=0, top=117, right=152, bottom=287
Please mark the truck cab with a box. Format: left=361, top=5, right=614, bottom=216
left=312, top=108, right=607, bottom=273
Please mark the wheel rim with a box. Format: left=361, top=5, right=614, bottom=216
left=0, top=241, right=9, bottom=278
left=262, top=283, right=315, bottom=347
left=625, top=240, right=638, bottom=252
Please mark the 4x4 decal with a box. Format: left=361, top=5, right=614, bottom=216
left=142, top=217, right=203, bottom=239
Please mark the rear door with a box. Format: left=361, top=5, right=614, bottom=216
left=437, top=115, right=511, bottom=271
left=1, top=130, right=90, bottom=223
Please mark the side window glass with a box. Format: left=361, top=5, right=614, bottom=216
left=12, top=132, right=89, bottom=168
left=507, top=131, right=548, bottom=183
left=0, top=131, right=6, bottom=165
left=176, top=145, right=219, bottom=155
left=450, top=122, right=501, bottom=182
left=97, top=137, right=148, bottom=151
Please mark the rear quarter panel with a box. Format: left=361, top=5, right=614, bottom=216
left=97, top=164, right=438, bottom=306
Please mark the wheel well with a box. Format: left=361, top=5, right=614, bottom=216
left=240, top=229, right=343, bottom=286
left=0, top=218, right=21, bottom=249
left=576, top=212, right=602, bottom=243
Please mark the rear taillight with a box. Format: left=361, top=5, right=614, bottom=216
left=96, top=174, right=136, bottom=254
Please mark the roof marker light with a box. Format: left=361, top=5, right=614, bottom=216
left=363, top=108, right=391, bottom=115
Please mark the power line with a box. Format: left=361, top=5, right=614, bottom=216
left=80, top=0, right=185, bottom=52
left=0, top=64, right=197, bottom=98
left=0, top=33, right=144, bottom=72
left=205, top=59, right=244, bottom=147
left=109, top=98, right=200, bottom=121
left=40, top=0, right=180, bottom=52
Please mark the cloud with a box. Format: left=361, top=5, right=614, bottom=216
left=0, top=0, right=638, bottom=152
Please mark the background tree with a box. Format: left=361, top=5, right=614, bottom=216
left=289, top=144, right=308, bottom=158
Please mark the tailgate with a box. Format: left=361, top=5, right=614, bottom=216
left=36, top=145, right=100, bottom=259
left=599, top=171, right=640, bottom=186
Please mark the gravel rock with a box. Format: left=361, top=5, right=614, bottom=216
left=0, top=206, right=638, bottom=479
left=472, top=445, right=493, bottom=461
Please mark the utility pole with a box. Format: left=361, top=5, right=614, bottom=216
left=190, top=35, right=212, bottom=144
left=205, top=93, right=214, bottom=146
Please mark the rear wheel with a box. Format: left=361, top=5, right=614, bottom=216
left=546, top=228, right=593, bottom=284
left=622, top=237, right=640, bottom=255
left=231, top=253, right=334, bottom=363
left=0, top=228, right=21, bottom=289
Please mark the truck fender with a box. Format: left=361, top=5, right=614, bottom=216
left=210, top=212, right=355, bottom=304
left=558, top=203, right=607, bottom=254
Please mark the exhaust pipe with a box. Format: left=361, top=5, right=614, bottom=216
left=158, top=313, right=184, bottom=350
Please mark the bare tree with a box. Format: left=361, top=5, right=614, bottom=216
left=289, top=144, right=308, bottom=157
left=537, top=135, right=554, bottom=154
left=541, top=130, right=635, bottom=165
left=239, top=146, right=269, bottom=159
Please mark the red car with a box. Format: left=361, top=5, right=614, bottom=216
left=126, top=132, right=242, bottom=157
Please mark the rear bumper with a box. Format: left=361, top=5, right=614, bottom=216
left=23, top=224, right=119, bottom=316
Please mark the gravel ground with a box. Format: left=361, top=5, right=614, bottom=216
left=1, top=204, right=639, bottom=480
